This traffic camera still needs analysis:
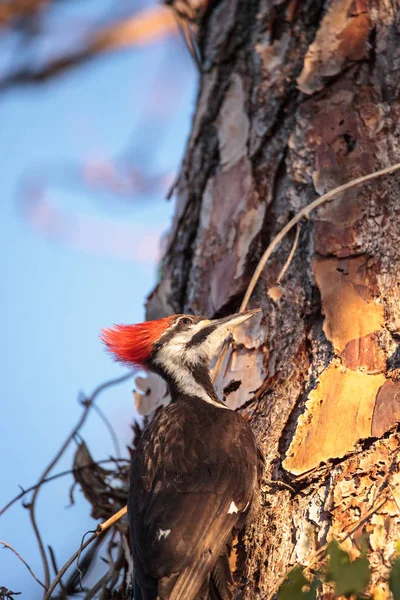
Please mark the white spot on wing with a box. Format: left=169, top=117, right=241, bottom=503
left=156, top=528, right=171, bottom=541
left=228, top=501, right=239, bottom=514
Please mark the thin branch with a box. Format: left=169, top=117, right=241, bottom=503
left=240, top=161, right=400, bottom=311
left=276, top=223, right=300, bottom=285
left=121, top=532, right=134, bottom=588
left=174, top=15, right=201, bottom=71
left=97, top=506, right=128, bottom=534
left=83, top=535, right=124, bottom=600
left=28, top=371, right=132, bottom=592
left=48, top=545, right=59, bottom=578
left=1, top=540, right=46, bottom=590
left=63, top=534, right=105, bottom=596
left=77, top=530, right=98, bottom=591
left=263, top=479, right=296, bottom=494
left=83, top=571, right=111, bottom=600
left=92, top=403, right=121, bottom=458
left=44, top=506, right=128, bottom=599
left=44, top=533, right=98, bottom=600
left=0, top=6, right=177, bottom=91
left=212, top=222, right=301, bottom=385
left=0, top=458, right=129, bottom=518
left=104, top=538, right=125, bottom=596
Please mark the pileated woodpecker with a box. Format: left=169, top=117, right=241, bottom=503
left=101, top=309, right=263, bottom=600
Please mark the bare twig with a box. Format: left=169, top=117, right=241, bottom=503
left=276, top=224, right=300, bottom=285
left=105, top=538, right=125, bottom=596
left=83, top=534, right=124, bottom=600
left=28, top=372, right=132, bottom=591
left=175, top=15, right=201, bottom=70
left=0, top=458, right=129, bottom=518
left=83, top=571, right=110, bottom=600
left=44, top=532, right=98, bottom=600
left=92, top=403, right=121, bottom=458
left=44, top=506, right=128, bottom=599
left=212, top=218, right=301, bottom=385
left=120, top=530, right=134, bottom=585
left=1, top=540, right=46, bottom=590
left=48, top=545, right=59, bottom=578
left=97, top=505, right=128, bottom=534
left=263, top=479, right=296, bottom=494
left=63, top=535, right=105, bottom=596
left=240, top=161, right=400, bottom=311
left=77, top=530, right=98, bottom=591
left=0, top=6, right=178, bottom=91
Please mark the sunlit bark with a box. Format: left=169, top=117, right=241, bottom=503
left=147, top=1, right=400, bottom=597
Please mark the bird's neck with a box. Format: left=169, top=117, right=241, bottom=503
left=153, top=360, right=228, bottom=409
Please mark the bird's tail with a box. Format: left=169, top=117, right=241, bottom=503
left=168, top=542, right=234, bottom=600
left=207, top=550, right=234, bottom=600
left=133, top=543, right=234, bottom=600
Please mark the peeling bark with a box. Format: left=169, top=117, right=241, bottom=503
left=143, top=0, right=400, bottom=597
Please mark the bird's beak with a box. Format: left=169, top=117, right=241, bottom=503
left=185, top=309, right=261, bottom=354
left=208, top=308, right=261, bottom=331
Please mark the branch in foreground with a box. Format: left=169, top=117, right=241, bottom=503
left=44, top=506, right=128, bottom=599
left=0, top=458, right=129, bottom=518
left=0, top=6, right=177, bottom=91
left=44, top=532, right=97, bottom=600
left=1, top=541, right=46, bottom=590
left=28, top=371, right=132, bottom=592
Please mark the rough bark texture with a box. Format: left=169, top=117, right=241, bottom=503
left=140, top=1, right=400, bottom=597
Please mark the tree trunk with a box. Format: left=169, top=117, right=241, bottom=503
left=144, top=1, right=400, bottom=597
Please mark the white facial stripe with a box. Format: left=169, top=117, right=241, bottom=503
left=154, top=345, right=228, bottom=409
left=162, top=321, right=228, bottom=366
left=154, top=319, right=232, bottom=408
left=186, top=325, right=228, bottom=364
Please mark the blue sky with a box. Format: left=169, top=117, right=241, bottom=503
left=0, top=8, right=197, bottom=595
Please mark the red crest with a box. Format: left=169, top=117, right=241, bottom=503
left=101, top=316, right=175, bottom=367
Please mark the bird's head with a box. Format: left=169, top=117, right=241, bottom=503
left=101, top=309, right=260, bottom=373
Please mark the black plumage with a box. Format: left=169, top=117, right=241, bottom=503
left=129, top=397, right=260, bottom=600
left=102, top=310, right=263, bottom=600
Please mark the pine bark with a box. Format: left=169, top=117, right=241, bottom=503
left=145, top=1, right=400, bottom=597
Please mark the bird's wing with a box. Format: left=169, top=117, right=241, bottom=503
left=129, top=400, right=258, bottom=600
left=168, top=504, right=236, bottom=600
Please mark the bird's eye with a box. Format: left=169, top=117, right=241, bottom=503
left=179, top=317, right=193, bottom=326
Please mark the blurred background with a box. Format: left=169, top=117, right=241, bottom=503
left=0, top=0, right=197, bottom=595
